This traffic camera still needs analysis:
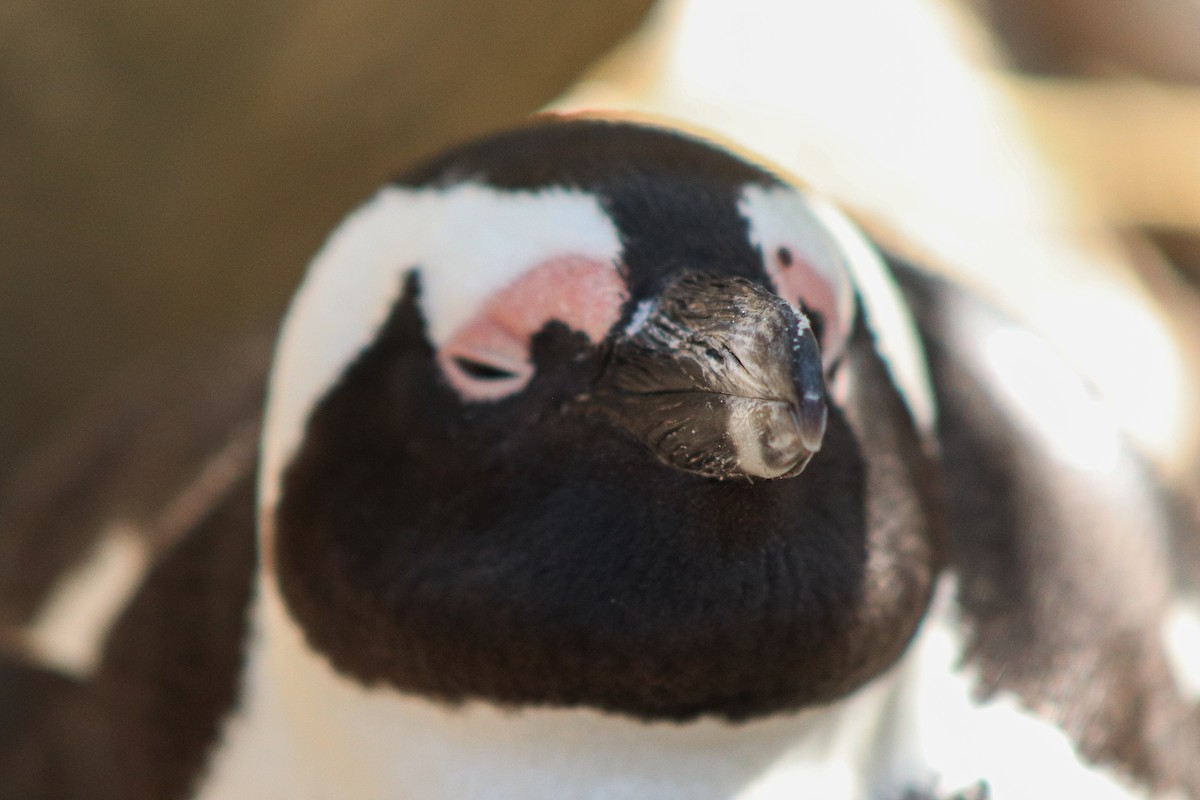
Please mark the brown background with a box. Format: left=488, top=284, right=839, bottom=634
left=0, top=0, right=654, bottom=482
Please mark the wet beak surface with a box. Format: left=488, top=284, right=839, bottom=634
left=589, top=274, right=828, bottom=480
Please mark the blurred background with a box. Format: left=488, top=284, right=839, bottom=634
left=2, top=0, right=1199, bottom=498
left=0, top=0, right=655, bottom=488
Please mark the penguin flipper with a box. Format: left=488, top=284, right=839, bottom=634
left=0, top=333, right=263, bottom=799
left=0, top=335, right=267, bottom=640
left=0, top=466, right=257, bottom=800
left=891, top=258, right=1200, bottom=796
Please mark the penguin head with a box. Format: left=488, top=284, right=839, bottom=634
left=261, top=118, right=941, bottom=721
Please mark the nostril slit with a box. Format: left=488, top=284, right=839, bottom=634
left=452, top=357, right=519, bottom=381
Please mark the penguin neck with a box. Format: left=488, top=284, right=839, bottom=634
left=198, top=572, right=922, bottom=800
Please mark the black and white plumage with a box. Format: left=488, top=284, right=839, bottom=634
left=1, top=117, right=1197, bottom=800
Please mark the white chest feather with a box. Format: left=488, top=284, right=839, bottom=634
left=194, top=577, right=1144, bottom=800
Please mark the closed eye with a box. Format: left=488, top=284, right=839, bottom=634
left=452, top=357, right=520, bottom=381
left=763, top=241, right=845, bottom=370
left=436, top=255, right=627, bottom=401
left=438, top=318, right=534, bottom=400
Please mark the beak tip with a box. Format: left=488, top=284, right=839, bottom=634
left=785, top=450, right=816, bottom=478
left=797, top=398, right=827, bottom=455
left=733, top=396, right=826, bottom=480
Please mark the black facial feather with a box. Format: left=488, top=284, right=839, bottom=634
left=273, top=119, right=941, bottom=720
left=276, top=286, right=939, bottom=719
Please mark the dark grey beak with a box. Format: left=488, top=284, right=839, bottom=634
left=588, top=274, right=828, bottom=480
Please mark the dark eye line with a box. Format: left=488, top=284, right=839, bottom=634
left=452, top=356, right=520, bottom=381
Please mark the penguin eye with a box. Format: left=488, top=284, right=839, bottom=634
left=436, top=256, right=627, bottom=402
left=439, top=318, right=535, bottom=400
left=451, top=357, right=520, bottom=381
left=764, top=243, right=846, bottom=370
left=741, top=188, right=854, bottom=373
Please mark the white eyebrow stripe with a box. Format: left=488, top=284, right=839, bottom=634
left=808, top=196, right=938, bottom=438
left=413, top=185, right=624, bottom=346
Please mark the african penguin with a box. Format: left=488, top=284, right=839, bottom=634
left=1, top=117, right=1197, bottom=800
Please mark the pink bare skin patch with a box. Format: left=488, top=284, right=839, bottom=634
left=438, top=255, right=627, bottom=401
left=765, top=245, right=846, bottom=368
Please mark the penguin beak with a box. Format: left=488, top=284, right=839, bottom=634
left=588, top=274, right=828, bottom=480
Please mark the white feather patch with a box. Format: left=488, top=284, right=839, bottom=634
left=259, top=183, right=622, bottom=519
left=25, top=524, right=149, bottom=676
left=1162, top=595, right=1200, bottom=702
left=196, top=575, right=918, bottom=800
left=810, top=196, right=937, bottom=440
left=886, top=577, right=1147, bottom=800
left=196, top=574, right=1153, bottom=799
